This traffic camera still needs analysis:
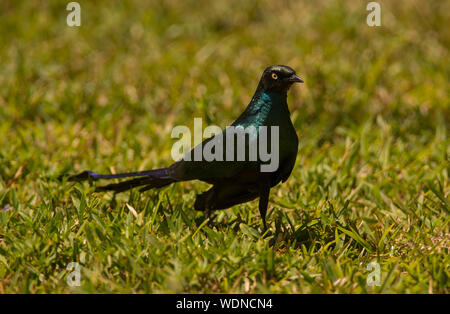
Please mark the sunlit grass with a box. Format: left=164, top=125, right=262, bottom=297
left=0, top=0, right=448, bottom=293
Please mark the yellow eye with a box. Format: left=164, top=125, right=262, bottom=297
left=271, top=73, right=278, bottom=80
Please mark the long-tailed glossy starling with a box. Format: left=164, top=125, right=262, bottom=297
left=69, top=65, right=303, bottom=229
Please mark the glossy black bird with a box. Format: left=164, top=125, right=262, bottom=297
left=69, top=65, right=303, bottom=229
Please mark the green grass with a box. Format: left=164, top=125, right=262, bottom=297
left=0, top=0, right=449, bottom=293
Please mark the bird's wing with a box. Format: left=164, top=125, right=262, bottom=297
left=169, top=90, right=273, bottom=182
left=167, top=126, right=261, bottom=182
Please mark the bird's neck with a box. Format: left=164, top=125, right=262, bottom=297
left=254, top=85, right=289, bottom=114
left=233, top=85, right=291, bottom=127
left=242, top=87, right=290, bottom=125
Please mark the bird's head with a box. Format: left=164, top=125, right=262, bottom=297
left=260, top=65, right=303, bottom=93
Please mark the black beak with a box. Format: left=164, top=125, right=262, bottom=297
left=288, top=74, right=304, bottom=83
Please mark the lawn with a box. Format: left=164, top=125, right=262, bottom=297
left=0, top=0, right=448, bottom=293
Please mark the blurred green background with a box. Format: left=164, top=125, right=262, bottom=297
left=0, top=0, right=448, bottom=293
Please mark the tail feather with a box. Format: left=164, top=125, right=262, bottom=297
left=68, top=168, right=176, bottom=193
left=95, top=176, right=174, bottom=193
left=68, top=169, right=168, bottom=182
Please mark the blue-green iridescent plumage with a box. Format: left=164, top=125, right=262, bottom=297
left=69, top=65, right=303, bottom=229
left=170, top=74, right=299, bottom=186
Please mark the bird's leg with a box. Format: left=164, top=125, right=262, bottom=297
left=110, top=192, right=117, bottom=210
left=204, top=188, right=216, bottom=220
left=258, top=180, right=270, bottom=230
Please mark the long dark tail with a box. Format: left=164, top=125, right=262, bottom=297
left=68, top=168, right=176, bottom=193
